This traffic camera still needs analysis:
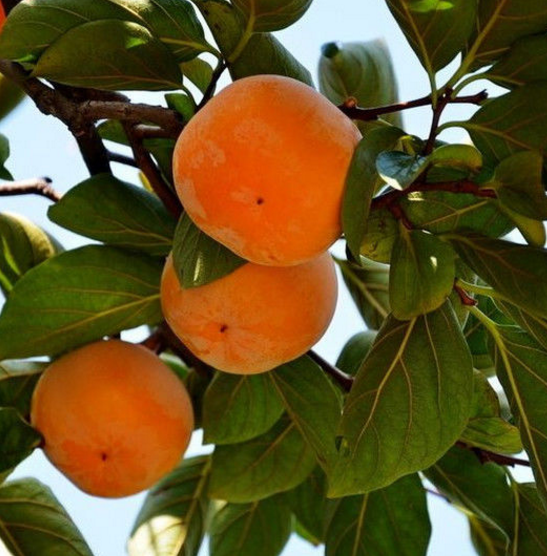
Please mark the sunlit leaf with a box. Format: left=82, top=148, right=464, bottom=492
left=232, top=0, right=312, bottom=32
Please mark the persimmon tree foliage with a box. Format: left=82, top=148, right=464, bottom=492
left=1, top=0, right=547, bottom=554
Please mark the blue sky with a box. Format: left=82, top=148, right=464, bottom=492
left=0, top=0, right=530, bottom=554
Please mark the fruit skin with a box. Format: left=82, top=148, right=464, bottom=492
left=173, top=74, right=361, bottom=266
left=31, top=340, right=194, bottom=498
left=161, top=252, right=338, bottom=374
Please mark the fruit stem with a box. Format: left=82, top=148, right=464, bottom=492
left=307, top=350, right=354, bottom=392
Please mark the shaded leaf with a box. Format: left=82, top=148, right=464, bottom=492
left=498, top=301, right=547, bottom=353
left=0, top=409, right=41, bottom=474
left=386, top=0, right=476, bottom=73
left=48, top=175, right=176, bottom=256
left=0, top=245, right=163, bottom=360
left=0, top=134, right=12, bottom=180
left=428, top=144, right=483, bottom=177
left=515, top=483, right=547, bottom=555
left=269, top=356, right=342, bottom=472
left=501, top=207, right=547, bottom=247
left=0, top=212, right=61, bottom=297
left=0, top=478, right=93, bottom=555
left=325, top=474, right=430, bottom=556
left=335, top=331, right=377, bottom=376
left=0, top=77, right=25, bottom=125
left=32, top=20, right=182, bottom=91
left=376, top=151, right=428, bottom=190
left=390, top=228, right=456, bottom=319
left=329, top=302, right=473, bottom=496
left=209, top=415, right=316, bottom=503
left=209, top=497, right=291, bottom=556
left=359, top=208, right=399, bottom=264
left=469, top=516, right=508, bottom=556
left=172, top=213, right=245, bottom=289
left=128, top=456, right=211, bottom=556
left=0, top=360, right=44, bottom=418
left=232, top=0, right=312, bottom=32
left=203, top=372, right=283, bottom=445
left=180, top=57, right=213, bottom=93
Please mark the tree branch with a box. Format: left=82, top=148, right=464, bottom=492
left=197, top=60, right=227, bottom=111
left=107, top=151, right=138, bottom=168
left=0, top=177, right=62, bottom=202
left=457, top=441, right=531, bottom=468
left=307, top=350, right=354, bottom=392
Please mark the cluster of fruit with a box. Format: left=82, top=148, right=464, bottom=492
left=30, top=74, right=360, bottom=498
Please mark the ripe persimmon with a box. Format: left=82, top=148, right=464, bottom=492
left=161, top=252, right=338, bottom=374
left=31, top=340, right=194, bottom=498
left=173, top=74, right=361, bottom=266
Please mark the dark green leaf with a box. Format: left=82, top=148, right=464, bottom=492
left=0, top=409, right=41, bottom=474
left=514, top=483, right=547, bottom=555
left=284, top=468, right=327, bottom=545
left=195, top=0, right=313, bottom=84
left=450, top=236, right=547, bottom=319
left=490, top=326, right=547, bottom=509
left=502, top=210, right=546, bottom=248
left=0, top=0, right=210, bottom=64
left=424, top=446, right=514, bottom=539
left=466, top=0, right=547, bottom=69
left=386, top=0, right=477, bottom=73
left=183, top=369, right=212, bottom=430
left=0, top=134, right=12, bottom=180
left=0, top=212, right=61, bottom=297
left=469, top=516, right=508, bottom=556
left=428, top=144, right=483, bottom=177
left=180, top=57, right=213, bottom=93
left=498, top=301, right=547, bottom=353
left=203, top=372, right=283, bottom=445
left=0, top=245, right=163, bottom=359
left=325, top=474, right=430, bottom=556
left=0, top=79, right=25, bottom=126
left=318, top=40, right=402, bottom=129
left=461, top=84, right=547, bottom=166
left=343, top=127, right=404, bottom=260
left=232, top=0, right=312, bottom=32
left=48, top=175, right=176, bottom=256
left=337, top=258, right=390, bottom=330
left=0, top=478, right=93, bottom=555
left=209, top=415, right=316, bottom=503
left=335, top=331, right=377, bottom=376
left=32, top=20, right=182, bottom=91
left=359, top=208, right=399, bottom=264
left=209, top=497, right=291, bottom=556
left=390, top=228, right=456, bottom=319
left=172, top=213, right=245, bottom=289
left=0, top=360, right=44, bottom=417
left=128, top=456, right=210, bottom=556
left=269, top=356, right=342, bottom=472
left=329, top=302, right=473, bottom=496
left=165, top=93, right=196, bottom=122
left=376, top=151, right=428, bottom=190
left=488, top=34, right=547, bottom=89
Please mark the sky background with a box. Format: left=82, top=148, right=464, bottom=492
left=0, top=0, right=533, bottom=554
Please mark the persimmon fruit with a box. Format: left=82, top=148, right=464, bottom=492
left=173, top=74, right=361, bottom=266
left=30, top=340, right=194, bottom=498
left=161, top=252, right=338, bottom=374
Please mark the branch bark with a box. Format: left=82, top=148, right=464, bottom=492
left=0, top=177, right=62, bottom=202
left=308, top=350, right=354, bottom=392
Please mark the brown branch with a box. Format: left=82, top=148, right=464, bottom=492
left=107, top=151, right=138, bottom=168
left=0, top=177, right=62, bottom=202
left=197, top=60, right=227, bottom=111
left=457, top=441, right=531, bottom=468
left=308, top=350, right=354, bottom=392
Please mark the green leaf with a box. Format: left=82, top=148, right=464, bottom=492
left=325, top=474, right=430, bottom=556
left=337, top=258, right=390, bottom=330
left=284, top=468, right=327, bottom=545
left=497, top=301, right=547, bottom=353
left=32, top=20, right=182, bottom=91
left=209, top=415, right=316, bottom=503
left=172, top=213, right=245, bottom=289
left=0, top=77, right=25, bottom=125
left=0, top=0, right=210, bottom=64
left=460, top=84, right=547, bottom=166
left=450, top=236, right=547, bottom=319
left=232, top=0, right=312, bottom=32
left=428, top=144, right=483, bottom=177
left=195, top=0, right=313, bottom=85
left=128, top=456, right=211, bottom=556
left=401, top=191, right=513, bottom=237
left=0, top=212, right=61, bottom=297
left=424, top=446, right=514, bottom=539
left=0, top=478, right=93, bottom=555
left=0, top=360, right=44, bottom=418
left=501, top=208, right=547, bottom=247
left=180, top=57, right=213, bottom=93
left=385, top=0, right=477, bottom=74
left=0, top=245, right=163, bottom=359
left=491, top=151, right=547, bottom=221
left=343, top=127, right=405, bottom=260
left=0, top=409, right=41, bottom=474
left=203, top=372, right=284, bottom=445
left=460, top=371, right=522, bottom=454
left=465, top=0, right=547, bottom=70
left=376, top=151, right=428, bottom=190
left=390, top=228, right=456, bottom=319
left=514, top=483, right=547, bottom=555
left=488, top=34, right=547, bottom=89
left=490, top=325, right=547, bottom=509
left=48, top=175, right=176, bottom=256
left=209, top=497, right=291, bottom=556
left=0, top=134, right=12, bottom=180
left=359, top=208, right=399, bottom=264
left=318, top=40, right=402, bottom=129
left=329, top=301, right=473, bottom=496
left=469, top=516, right=508, bottom=556
left=335, top=331, right=378, bottom=376
left=269, top=356, right=342, bottom=472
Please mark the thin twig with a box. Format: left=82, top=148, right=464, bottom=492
left=107, top=151, right=138, bottom=168
left=308, top=350, right=354, bottom=392
left=197, top=60, right=227, bottom=111
left=0, top=178, right=62, bottom=202
left=457, top=441, right=531, bottom=468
